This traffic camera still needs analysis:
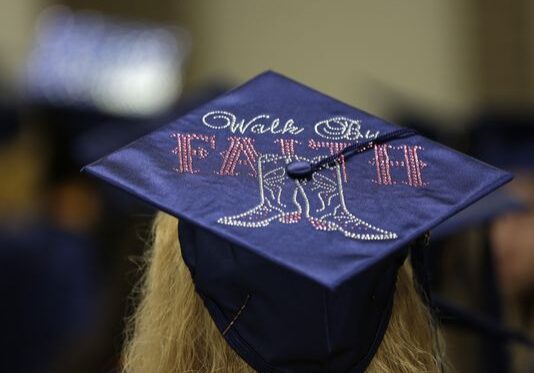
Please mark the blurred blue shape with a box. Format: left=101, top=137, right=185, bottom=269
left=0, top=223, right=103, bottom=372
left=72, top=83, right=229, bottom=165
left=432, top=190, right=526, bottom=239
left=470, top=113, right=534, bottom=170
left=0, top=101, right=19, bottom=143
left=24, top=6, right=190, bottom=117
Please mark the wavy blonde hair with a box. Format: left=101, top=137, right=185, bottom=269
left=122, top=212, right=444, bottom=372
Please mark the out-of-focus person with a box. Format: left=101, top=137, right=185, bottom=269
left=472, top=116, right=534, bottom=373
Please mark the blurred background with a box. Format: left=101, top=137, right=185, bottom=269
left=0, top=1, right=532, bottom=372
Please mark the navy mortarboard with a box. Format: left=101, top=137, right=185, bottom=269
left=84, top=71, right=512, bottom=372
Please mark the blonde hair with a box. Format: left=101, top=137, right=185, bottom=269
left=122, top=212, right=444, bottom=372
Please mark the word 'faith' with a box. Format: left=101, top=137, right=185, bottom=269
left=171, top=132, right=427, bottom=187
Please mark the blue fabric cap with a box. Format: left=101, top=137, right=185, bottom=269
left=84, top=71, right=512, bottom=372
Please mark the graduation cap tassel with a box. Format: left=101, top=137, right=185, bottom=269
left=287, top=128, right=418, bottom=179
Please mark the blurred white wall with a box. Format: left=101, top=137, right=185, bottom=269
left=2, top=0, right=533, bottom=122
left=176, top=0, right=479, bottom=123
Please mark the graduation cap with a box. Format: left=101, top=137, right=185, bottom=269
left=84, top=71, right=512, bottom=372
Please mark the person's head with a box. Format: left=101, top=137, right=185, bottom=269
left=470, top=117, right=534, bottom=301
left=122, top=212, right=443, bottom=373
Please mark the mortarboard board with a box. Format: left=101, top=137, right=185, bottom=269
left=84, top=71, right=512, bottom=372
left=73, top=84, right=229, bottom=215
